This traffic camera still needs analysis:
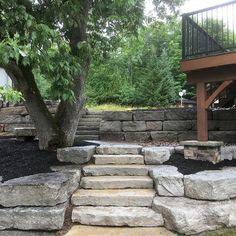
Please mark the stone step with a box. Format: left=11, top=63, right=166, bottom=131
left=86, top=110, right=103, bottom=115
left=80, top=176, right=153, bottom=189
left=72, top=206, right=163, bottom=227
left=94, top=154, right=144, bottom=165
left=80, top=118, right=102, bottom=123
left=77, top=126, right=100, bottom=131
left=78, top=122, right=100, bottom=127
left=83, top=114, right=103, bottom=118
left=71, top=189, right=155, bottom=207
left=76, top=130, right=99, bottom=135
left=83, top=165, right=149, bottom=176
left=96, top=144, right=142, bottom=155
left=75, top=135, right=99, bottom=141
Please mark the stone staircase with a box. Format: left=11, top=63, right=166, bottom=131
left=71, top=144, right=163, bottom=227
left=75, top=111, right=103, bottom=141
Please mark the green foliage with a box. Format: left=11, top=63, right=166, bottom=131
left=0, top=85, right=24, bottom=104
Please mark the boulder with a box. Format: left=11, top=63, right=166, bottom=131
left=150, top=166, right=184, bottom=197
left=184, top=168, right=236, bottom=200
left=0, top=172, right=79, bottom=207
left=153, top=196, right=236, bottom=235
left=221, top=146, right=236, bottom=160
left=0, top=202, right=67, bottom=230
left=143, top=147, right=172, bottom=164
left=0, top=231, right=54, bottom=236
left=57, top=146, right=96, bottom=164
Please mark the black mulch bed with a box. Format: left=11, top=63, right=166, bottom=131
left=1, top=139, right=236, bottom=181
left=165, top=153, right=236, bottom=175
left=0, top=139, right=97, bottom=182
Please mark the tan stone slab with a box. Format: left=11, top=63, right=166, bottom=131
left=64, top=225, right=176, bottom=236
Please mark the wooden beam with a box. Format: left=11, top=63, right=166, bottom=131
left=181, top=51, right=236, bottom=72
left=205, top=80, right=233, bottom=109
left=197, top=83, right=208, bottom=141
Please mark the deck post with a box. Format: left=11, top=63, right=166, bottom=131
left=197, top=82, right=208, bottom=141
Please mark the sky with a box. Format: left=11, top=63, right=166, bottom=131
left=145, top=0, right=232, bottom=16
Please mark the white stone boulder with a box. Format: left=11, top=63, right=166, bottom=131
left=143, top=147, right=172, bottom=165
left=184, top=168, right=236, bottom=200
left=96, top=144, right=142, bottom=155
left=150, top=166, right=184, bottom=197
left=0, top=231, right=54, bottom=236
left=0, top=202, right=67, bottom=230
left=174, top=146, right=184, bottom=155
left=57, top=146, right=96, bottom=164
left=153, top=197, right=236, bottom=235
left=0, top=172, right=79, bottom=207
left=221, top=146, right=236, bottom=160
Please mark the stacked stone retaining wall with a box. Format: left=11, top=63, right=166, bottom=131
left=100, top=108, right=236, bottom=143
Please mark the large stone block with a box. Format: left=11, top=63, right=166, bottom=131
left=100, top=132, right=124, bottom=141
left=221, top=146, right=236, bottom=160
left=0, top=202, right=67, bottom=230
left=150, top=166, right=184, bottom=196
left=0, top=106, right=28, bottom=115
left=146, top=121, right=163, bottom=131
left=184, top=168, right=236, bottom=200
left=122, top=121, right=146, bottom=132
left=208, top=120, right=236, bottom=131
left=124, top=132, right=150, bottom=142
left=209, top=131, right=236, bottom=143
left=0, top=172, right=79, bottom=207
left=0, top=115, right=24, bottom=124
left=177, top=131, right=197, bottom=141
left=57, top=146, right=96, bottom=164
left=134, top=111, right=164, bottom=121
left=163, top=121, right=192, bottom=131
left=151, top=131, right=178, bottom=142
left=103, top=111, right=132, bottom=121
left=213, top=110, right=236, bottom=120
left=4, top=124, right=34, bottom=132
left=0, top=231, right=54, bottom=236
left=164, top=109, right=196, bottom=120
left=142, top=147, right=172, bottom=164
left=96, top=144, right=142, bottom=155
left=153, top=196, right=236, bottom=235
left=100, top=121, right=121, bottom=132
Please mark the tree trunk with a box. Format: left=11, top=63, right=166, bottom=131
left=5, top=62, right=59, bottom=150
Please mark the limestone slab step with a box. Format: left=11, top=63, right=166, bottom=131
left=76, top=130, right=99, bottom=135
left=94, top=154, right=144, bottom=165
left=96, top=144, right=142, bottom=155
left=80, top=176, right=153, bottom=189
left=78, top=122, right=100, bottom=126
left=71, top=189, right=155, bottom=207
left=75, top=135, right=99, bottom=141
left=80, top=118, right=102, bottom=122
left=72, top=206, right=163, bottom=227
left=83, top=165, right=149, bottom=176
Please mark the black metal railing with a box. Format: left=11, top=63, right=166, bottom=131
left=182, top=0, right=236, bottom=59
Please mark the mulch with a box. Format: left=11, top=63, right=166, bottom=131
left=0, top=139, right=236, bottom=182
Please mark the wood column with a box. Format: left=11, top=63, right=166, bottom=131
left=197, top=82, right=208, bottom=141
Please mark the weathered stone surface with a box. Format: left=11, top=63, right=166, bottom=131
left=143, top=147, right=171, bottom=165
left=209, top=131, right=236, bottom=143
left=4, top=124, right=34, bottom=132
left=164, top=109, right=196, bottom=120
left=134, top=111, right=164, bottom=121
left=14, top=127, right=37, bottom=137
left=213, top=110, right=236, bottom=120
left=0, top=202, right=67, bottom=230
left=0, top=115, right=25, bottom=124
left=0, top=106, right=28, bottom=115
left=103, top=111, right=132, bottom=121
left=124, top=132, right=150, bottom=142
left=0, top=231, right=54, bottom=236
left=94, top=154, right=144, bottom=165
left=83, top=165, right=149, bottom=176
left=81, top=176, right=153, bottom=189
left=96, top=144, right=142, bottom=155
left=57, top=146, right=96, bottom=164
left=221, top=146, right=236, bottom=160
left=146, top=121, right=163, bottom=131
left=72, top=189, right=155, bottom=207
left=175, top=146, right=184, bottom=154
left=184, top=168, right=236, bottom=200
left=151, top=131, right=178, bottom=142
left=208, top=120, right=236, bottom=131
left=0, top=176, right=2, bottom=182
left=100, top=121, right=121, bottom=132
left=163, top=121, right=192, bottom=131
left=50, top=165, right=82, bottom=173
left=150, top=166, right=184, bottom=197
left=122, top=121, right=146, bottom=132
left=153, top=196, right=236, bottom=235
left=0, top=172, right=79, bottom=207
left=177, top=131, right=197, bottom=141
left=100, top=132, right=124, bottom=141
left=72, top=206, right=164, bottom=227
left=181, top=140, right=224, bottom=147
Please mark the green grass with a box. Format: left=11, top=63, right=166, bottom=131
left=204, top=229, right=236, bottom=236
left=86, top=103, right=149, bottom=111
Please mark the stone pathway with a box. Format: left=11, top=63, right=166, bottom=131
left=65, top=225, right=176, bottom=236
left=71, top=144, right=163, bottom=227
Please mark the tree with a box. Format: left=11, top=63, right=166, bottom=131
left=0, top=0, right=184, bottom=150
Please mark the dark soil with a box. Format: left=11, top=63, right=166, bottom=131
left=165, top=153, right=236, bottom=175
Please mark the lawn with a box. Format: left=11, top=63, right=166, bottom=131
left=86, top=103, right=150, bottom=111
left=205, top=229, right=236, bottom=236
